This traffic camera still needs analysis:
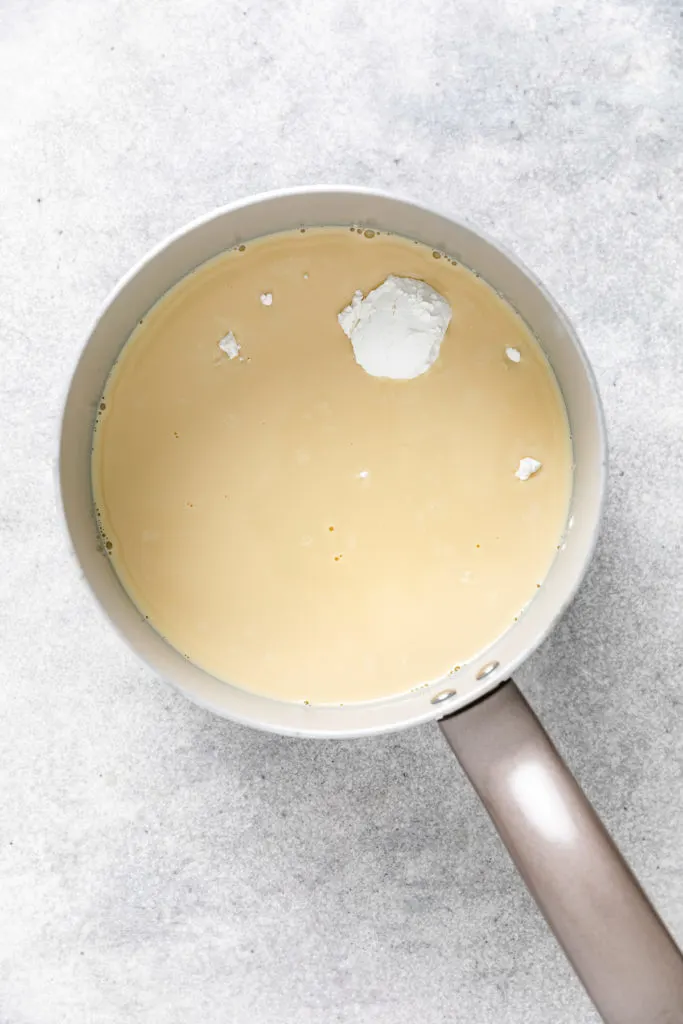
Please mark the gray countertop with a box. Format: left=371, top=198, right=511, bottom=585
left=1, top=1, right=682, bottom=1021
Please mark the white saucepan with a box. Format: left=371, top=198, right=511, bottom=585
left=58, top=187, right=683, bottom=1022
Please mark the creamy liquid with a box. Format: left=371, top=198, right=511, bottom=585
left=92, top=228, right=572, bottom=704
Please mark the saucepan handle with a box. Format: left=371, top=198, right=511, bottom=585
left=439, top=680, right=683, bottom=1024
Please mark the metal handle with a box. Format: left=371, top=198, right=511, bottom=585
left=439, top=679, right=683, bottom=1023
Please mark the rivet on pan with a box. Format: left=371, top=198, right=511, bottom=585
left=476, top=661, right=500, bottom=681
left=431, top=688, right=458, bottom=705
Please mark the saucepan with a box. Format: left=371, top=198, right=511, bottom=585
left=58, top=187, right=683, bottom=1022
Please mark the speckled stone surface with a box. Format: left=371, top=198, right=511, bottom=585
left=1, top=1, right=682, bottom=1021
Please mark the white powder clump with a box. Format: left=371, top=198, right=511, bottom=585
left=260, top=293, right=273, bottom=306
left=338, top=275, right=452, bottom=380
left=506, top=347, right=521, bottom=363
left=218, top=331, right=241, bottom=359
left=515, top=457, right=542, bottom=481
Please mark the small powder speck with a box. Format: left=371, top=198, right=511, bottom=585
left=515, top=457, right=542, bottom=481
left=260, top=292, right=273, bottom=306
left=506, top=347, right=521, bottom=363
left=303, top=273, right=309, bottom=280
left=218, top=331, right=241, bottom=359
